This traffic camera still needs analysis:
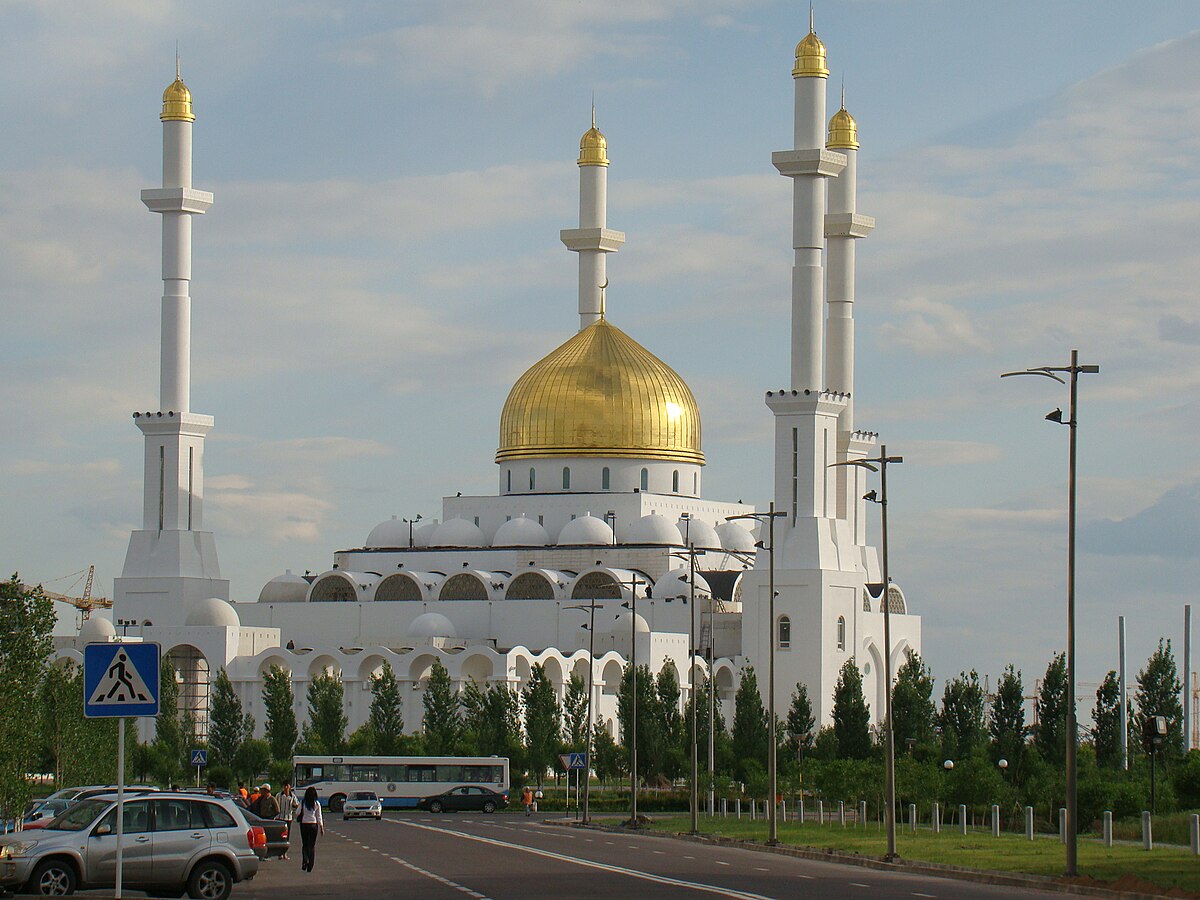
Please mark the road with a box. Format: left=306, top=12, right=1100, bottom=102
left=235, top=813, right=1061, bottom=900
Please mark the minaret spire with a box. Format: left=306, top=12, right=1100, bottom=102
left=561, top=108, right=625, bottom=330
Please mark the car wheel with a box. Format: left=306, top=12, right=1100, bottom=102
left=329, top=794, right=346, bottom=813
left=429, top=800, right=443, bottom=813
left=29, top=859, right=77, bottom=896
left=187, top=859, right=233, bottom=900
left=482, top=801, right=496, bottom=814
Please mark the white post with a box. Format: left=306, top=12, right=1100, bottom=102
left=859, top=800, right=867, bottom=827
left=909, top=803, right=916, bottom=833
left=1190, top=813, right=1198, bottom=855
left=781, top=799, right=786, bottom=822
left=798, top=798, right=804, bottom=823
left=721, top=797, right=727, bottom=818
left=817, top=800, right=824, bottom=824
left=932, top=802, right=940, bottom=834
left=991, top=804, right=1000, bottom=837
left=116, top=717, right=126, bottom=899
left=838, top=800, right=845, bottom=827
left=1103, top=810, right=1113, bottom=847
left=959, top=804, right=967, bottom=835
left=1025, top=806, right=1034, bottom=841
left=1142, top=811, right=1153, bottom=850
left=751, top=799, right=756, bottom=820
left=736, top=798, right=741, bottom=819
left=1059, top=807, right=1067, bottom=843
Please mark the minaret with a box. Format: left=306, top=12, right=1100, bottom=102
left=113, top=64, right=228, bottom=625
left=825, top=92, right=878, bottom=549
left=561, top=108, right=625, bottom=330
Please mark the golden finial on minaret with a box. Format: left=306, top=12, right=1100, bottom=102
left=578, top=100, right=609, bottom=167
left=827, top=82, right=859, bottom=149
left=793, top=6, right=830, bottom=78
left=598, top=278, right=608, bottom=318
left=161, top=53, right=195, bottom=122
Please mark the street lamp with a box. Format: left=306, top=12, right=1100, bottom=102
left=669, top=526, right=703, bottom=835
left=1002, top=349, right=1099, bottom=878
left=830, top=447, right=903, bottom=861
left=566, top=600, right=603, bottom=824
left=727, top=502, right=785, bottom=845
left=618, top=572, right=647, bottom=826
left=403, top=514, right=422, bottom=548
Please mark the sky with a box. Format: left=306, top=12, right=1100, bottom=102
left=4, top=0, right=1200, bottom=711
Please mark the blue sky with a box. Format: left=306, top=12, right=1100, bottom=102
left=4, top=1, right=1200, bottom=707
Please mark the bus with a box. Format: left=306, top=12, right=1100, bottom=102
left=292, top=755, right=510, bottom=812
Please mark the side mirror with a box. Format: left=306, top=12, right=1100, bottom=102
left=94, top=824, right=112, bottom=836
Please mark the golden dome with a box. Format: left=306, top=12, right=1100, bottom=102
left=793, top=30, right=829, bottom=78
left=827, top=106, right=858, bottom=149
left=161, top=77, right=194, bottom=122
left=578, top=126, right=609, bottom=167
left=497, top=318, right=703, bottom=464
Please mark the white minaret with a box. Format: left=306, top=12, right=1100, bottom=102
left=113, top=64, right=228, bottom=625
left=560, top=109, right=625, bottom=330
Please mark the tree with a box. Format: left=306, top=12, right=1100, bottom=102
left=891, top=651, right=936, bottom=754
left=1034, top=653, right=1068, bottom=765
left=302, top=668, right=348, bottom=754
left=562, top=672, right=589, bottom=750
left=262, top=664, right=297, bottom=762
left=462, top=681, right=523, bottom=765
left=0, top=575, right=54, bottom=817
left=155, top=657, right=185, bottom=777
left=785, top=681, right=815, bottom=761
left=1134, top=639, right=1185, bottom=758
left=989, top=665, right=1026, bottom=768
left=655, top=665, right=685, bottom=780
left=523, top=664, right=561, bottom=787
left=732, top=665, right=770, bottom=778
left=368, top=661, right=405, bottom=755
left=683, top=679, right=729, bottom=773
left=617, top=664, right=663, bottom=781
left=592, top=718, right=624, bottom=785
left=233, top=738, right=272, bottom=783
left=1092, top=670, right=1124, bottom=769
left=939, top=670, right=985, bottom=759
left=39, top=660, right=122, bottom=786
left=832, top=659, right=872, bottom=760
left=208, top=669, right=253, bottom=768
left=421, top=659, right=461, bottom=755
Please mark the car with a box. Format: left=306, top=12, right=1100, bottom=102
left=238, top=808, right=290, bottom=859
left=0, top=792, right=260, bottom=899
left=18, top=800, right=73, bottom=830
left=341, top=791, right=383, bottom=821
left=416, top=786, right=508, bottom=814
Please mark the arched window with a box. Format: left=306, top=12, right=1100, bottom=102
left=640, top=468, right=649, bottom=491
left=777, top=615, right=791, bottom=649
left=562, top=466, right=571, bottom=489
left=506, top=469, right=511, bottom=492
left=529, top=467, right=536, bottom=490
left=672, top=470, right=680, bottom=493
left=836, top=616, right=846, bottom=651
left=602, top=467, right=611, bottom=490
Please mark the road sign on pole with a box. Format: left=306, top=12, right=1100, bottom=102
left=190, top=749, right=208, bottom=767
left=559, top=752, right=587, bottom=770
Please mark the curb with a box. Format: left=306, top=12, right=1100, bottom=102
left=544, top=820, right=1188, bottom=900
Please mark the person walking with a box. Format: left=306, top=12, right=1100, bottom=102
left=521, top=786, right=534, bottom=817
left=277, top=783, right=299, bottom=861
left=297, top=786, right=324, bottom=872
left=237, top=782, right=249, bottom=801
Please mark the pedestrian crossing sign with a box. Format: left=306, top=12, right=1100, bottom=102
left=84, top=642, right=160, bottom=718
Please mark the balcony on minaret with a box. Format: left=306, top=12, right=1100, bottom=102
left=771, top=149, right=846, bottom=179
left=141, top=187, right=214, bottom=215
left=560, top=227, right=625, bottom=253
left=824, top=213, right=875, bottom=239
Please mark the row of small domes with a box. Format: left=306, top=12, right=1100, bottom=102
left=364, top=512, right=756, bottom=552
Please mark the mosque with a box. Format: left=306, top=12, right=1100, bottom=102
left=65, top=23, right=921, bottom=746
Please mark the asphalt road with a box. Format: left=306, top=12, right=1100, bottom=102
left=234, top=812, right=1062, bottom=900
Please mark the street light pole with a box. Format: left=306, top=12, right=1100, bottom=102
left=1002, top=349, right=1099, bottom=878
left=671, top=521, right=702, bottom=836
left=566, top=601, right=601, bottom=824
left=622, top=572, right=646, bottom=827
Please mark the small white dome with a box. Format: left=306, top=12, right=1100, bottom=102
left=677, top=516, right=721, bottom=549
left=412, top=520, right=440, bottom=547
left=716, top=520, right=756, bottom=553
left=605, top=610, right=650, bottom=634
left=492, top=516, right=551, bottom=547
left=78, top=616, right=117, bottom=643
left=365, top=516, right=414, bottom=548
left=407, top=612, right=457, bottom=641
left=625, top=511, right=683, bottom=545
left=558, top=514, right=614, bottom=546
left=257, top=571, right=310, bottom=604
left=654, top=567, right=711, bottom=600
left=185, top=596, right=241, bottom=628
left=430, top=517, right=486, bottom=547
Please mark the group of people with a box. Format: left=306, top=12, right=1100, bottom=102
left=224, top=780, right=324, bottom=871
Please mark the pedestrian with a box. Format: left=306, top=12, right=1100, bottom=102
left=277, top=783, right=299, bottom=860
left=297, top=786, right=324, bottom=873
left=237, top=782, right=249, bottom=801
left=205, top=783, right=217, bottom=796
left=258, top=784, right=280, bottom=820
left=521, top=786, right=533, bottom=817
left=248, top=787, right=263, bottom=816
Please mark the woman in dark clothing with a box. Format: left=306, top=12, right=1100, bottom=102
left=296, top=786, right=324, bottom=872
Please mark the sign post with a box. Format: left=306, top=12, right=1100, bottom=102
left=191, top=749, right=208, bottom=787
left=84, top=641, right=160, bottom=900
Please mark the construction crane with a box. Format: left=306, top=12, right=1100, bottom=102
left=32, top=565, right=112, bottom=622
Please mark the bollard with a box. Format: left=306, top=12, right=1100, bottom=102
left=959, top=804, right=967, bottom=835
left=798, top=798, right=804, bottom=824
left=932, top=802, right=941, bottom=834
left=1103, top=811, right=1113, bottom=847
left=781, top=799, right=786, bottom=823
left=721, top=797, right=727, bottom=818
left=1025, top=806, right=1034, bottom=841
left=859, top=800, right=867, bottom=828
left=909, top=803, right=917, bottom=833
left=817, top=800, right=824, bottom=825
left=838, top=800, right=845, bottom=827
left=1143, top=811, right=1153, bottom=850
left=1190, top=814, right=1199, bottom=856
left=736, top=798, right=741, bottom=819
left=1059, top=808, right=1067, bottom=844
left=991, top=804, right=1000, bottom=838
left=751, top=799, right=756, bottom=821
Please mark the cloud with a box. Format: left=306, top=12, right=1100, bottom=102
left=900, top=440, right=1002, bottom=467
left=877, top=296, right=989, bottom=356
left=1159, top=315, right=1200, bottom=346
left=207, top=477, right=335, bottom=545
left=6, top=458, right=121, bottom=477
left=245, top=437, right=392, bottom=465
left=1083, top=481, right=1200, bottom=558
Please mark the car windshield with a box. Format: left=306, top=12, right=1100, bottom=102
left=348, top=792, right=377, bottom=801
left=43, top=799, right=107, bottom=831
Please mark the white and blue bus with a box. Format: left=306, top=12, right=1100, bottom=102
left=293, top=755, right=510, bottom=811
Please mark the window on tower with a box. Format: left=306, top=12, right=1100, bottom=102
left=777, top=615, right=791, bottom=649
left=672, top=470, right=679, bottom=493
left=602, top=467, right=611, bottom=490
left=640, top=468, right=648, bottom=491
left=507, top=469, right=512, bottom=492
left=529, top=468, right=536, bottom=491
left=562, top=467, right=571, bottom=490
left=836, top=616, right=846, bottom=651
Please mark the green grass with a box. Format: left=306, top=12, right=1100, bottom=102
left=645, top=815, right=1200, bottom=895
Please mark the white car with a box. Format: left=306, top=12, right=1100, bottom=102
left=342, top=791, right=383, bottom=820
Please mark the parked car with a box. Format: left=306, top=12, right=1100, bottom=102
left=18, top=800, right=73, bottom=830
left=239, top=808, right=290, bottom=859
left=417, top=786, right=508, bottom=814
left=0, top=792, right=259, bottom=899
left=341, top=791, right=383, bottom=821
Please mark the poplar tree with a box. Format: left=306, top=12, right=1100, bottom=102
left=303, top=668, right=348, bottom=754
left=562, top=672, right=589, bottom=749
left=523, top=664, right=560, bottom=787
left=939, top=670, right=985, bottom=758
left=617, top=664, right=662, bottom=780
left=1, top=576, right=55, bottom=815
left=368, top=661, right=404, bottom=755
left=832, top=659, right=872, bottom=760
left=1034, top=653, right=1068, bottom=765
left=1135, top=639, right=1184, bottom=758
left=655, top=665, right=684, bottom=780
left=785, top=681, right=815, bottom=760
left=262, top=664, right=298, bottom=762
left=891, top=650, right=936, bottom=753
left=421, top=659, right=461, bottom=754
left=1092, top=670, right=1124, bottom=769
left=732, top=665, right=770, bottom=776
left=989, top=664, right=1026, bottom=766
left=209, top=669, right=253, bottom=768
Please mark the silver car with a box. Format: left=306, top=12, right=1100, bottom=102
left=341, top=791, right=383, bottom=820
left=0, top=792, right=259, bottom=898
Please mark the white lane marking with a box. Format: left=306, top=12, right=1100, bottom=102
left=912, top=894, right=936, bottom=898
left=683, top=855, right=695, bottom=860
left=387, top=819, right=778, bottom=900
left=849, top=883, right=870, bottom=888
left=715, top=861, right=730, bottom=866
left=653, top=850, right=666, bottom=855
left=330, top=827, right=492, bottom=899
left=796, top=874, right=814, bottom=880
left=753, top=866, right=769, bottom=871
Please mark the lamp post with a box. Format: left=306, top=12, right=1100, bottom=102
left=670, top=520, right=702, bottom=836
left=620, top=572, right=647, bottom=826
left=727, top=502, right=785, bottom=845
left=830, top=448, right=903, bottom=861
left=566, top=601, right=602, bottom=824
left=403, top=514, right=422, bottom=548
left=1002, top=350, right=1098, bottom=877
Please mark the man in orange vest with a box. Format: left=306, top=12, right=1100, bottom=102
left=521, top=786, right=534, bottom=817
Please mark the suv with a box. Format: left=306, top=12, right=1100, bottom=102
left=0, top=792, right=259, bottom=899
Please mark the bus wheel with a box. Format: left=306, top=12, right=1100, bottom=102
left=330, top=794, right=346, bottom=813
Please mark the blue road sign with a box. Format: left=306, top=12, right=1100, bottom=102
left=568, top=752, right=588, bottom=770
left=84, top=642, right=160, bottom=718
left=190, top=749, right=208, bottom=767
